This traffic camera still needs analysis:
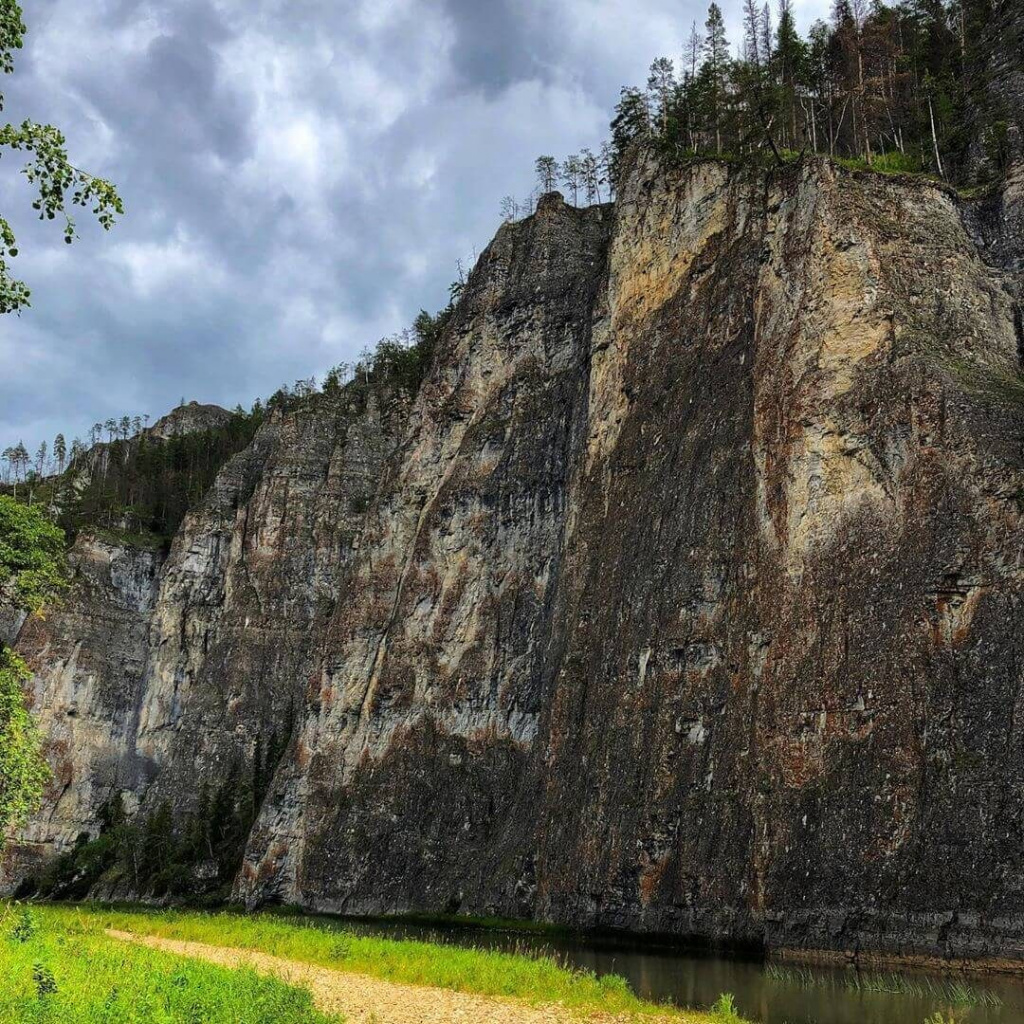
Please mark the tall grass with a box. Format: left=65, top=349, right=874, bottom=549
left=71, top=903, right=675, bottom=1014
left=833, top=151, right=930, bottom=176
left=17, top=902, right=748, bottom=1021
left=0, top=905, right=343, bottom=1024
left=764, top=962, right=1002, bottom=1007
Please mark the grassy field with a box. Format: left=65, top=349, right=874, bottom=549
left=0, top=903, right=342, bottom=1023
left=1, top=902, right=749, bottom=1022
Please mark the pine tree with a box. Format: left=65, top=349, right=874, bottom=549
left=580, top=148, right=602, bottom=203
left=775, top=0, right=807, bottom=149
left=703, top=3, right=731, bottom=154
left=682, top=21, right=705, bottom=150
left=647, top=57, right=678, bottom=137
left=534, top=155, right=560, bottom=194
left=499, top=195, right=519, bottom=222
left=53, top=434, right=66, bottom=476
left=561, top=154, right=583, bottom=204
left=11, top=442, right=28, bottom=497
left=609, top=87, right=651, bottom=184
left=599, top=142, right=615, bottom=197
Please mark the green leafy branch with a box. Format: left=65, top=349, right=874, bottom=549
left=0, top=0, right=25, bottom=85
left=1, top=0, right=124, bottom=314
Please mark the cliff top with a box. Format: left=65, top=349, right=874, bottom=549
left=148, top=402, right=234, bottom=441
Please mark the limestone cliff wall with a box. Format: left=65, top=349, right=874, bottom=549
left=7, top=156, right=1024, bottom=961
left=2, top=533, right=162, bottom=883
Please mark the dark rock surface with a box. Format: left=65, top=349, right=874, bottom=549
left=978, top=0, right=1024, bottom=165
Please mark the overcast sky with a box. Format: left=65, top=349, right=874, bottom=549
left=1, top=0, right=830, bottom=455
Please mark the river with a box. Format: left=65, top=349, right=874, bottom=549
left=329, top=915, right=1024, bottom=1024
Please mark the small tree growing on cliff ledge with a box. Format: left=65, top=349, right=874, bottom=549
left=534, top=155, right=560, bottom=194
left=0, top=496, right=67, bottom=844
left=1, top=0, right=123, bottom=314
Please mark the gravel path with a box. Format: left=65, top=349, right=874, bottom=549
left=106, top=929, right=686, bottom=1023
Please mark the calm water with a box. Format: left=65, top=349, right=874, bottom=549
left=328, top=916, right=1024, bottom=1024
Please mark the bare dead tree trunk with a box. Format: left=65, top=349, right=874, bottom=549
left=928, top=93, right=945, bottom=179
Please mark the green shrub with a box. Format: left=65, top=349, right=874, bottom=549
left=25, top=730, right=292, bottom=902
left=8, top=908, right=37, bottom=943
left=710, top=992, right=745, bottom=1022
left=32, top=962, right=57, bottom=997
left=834, top=152, right=927, bottom=176
left=871, top=151, right=924, bottom=174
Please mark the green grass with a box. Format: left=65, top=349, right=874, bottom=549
left=10, top=902, right=747, bottom=1021
left=833, top=151, right=935, bottom=178
left=765, top=962, right=1002, bottom=1008
left=0, top=904, right=343, bottom=1024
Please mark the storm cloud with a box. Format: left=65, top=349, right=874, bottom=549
left=0, top=0, right=829, bottom=453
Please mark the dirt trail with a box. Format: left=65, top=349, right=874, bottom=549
left=106, top=929, right=684, bottom=1023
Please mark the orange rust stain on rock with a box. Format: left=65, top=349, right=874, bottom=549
left=43, top=738, right=74, bottom=795
left=639, top=853, right=671, bottom=906
left=319, top=678, right=336, bottom=713
left=775, top=736, right=824, bottom=789
left=931, top=585, right=984, bottom=647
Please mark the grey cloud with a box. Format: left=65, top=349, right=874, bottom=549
left=441, top=0, right=551, bottom=94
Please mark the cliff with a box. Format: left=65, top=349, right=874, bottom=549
left=970, top=0, right=1024, bottom=173
left=148, top=402, right=236, bottom=441
left=6, top=154, right=1024, bottom=962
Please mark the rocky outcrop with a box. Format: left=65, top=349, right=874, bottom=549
left=148, top=402, right=234, bottom=440
left=7, top=156, right=1024, bottom=963
left=241, top=191, right=613, bottom=910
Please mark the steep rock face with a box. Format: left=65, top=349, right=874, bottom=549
left=1, top=392, right=404, bottom=889
left=978, top=0, right=1024, bottom=163
left=1, top=534, right=162, bottom=884
left=529, top=161, right=1024, bottom=958
left=241, top=193, right=613, bottom=909
left=134, top=391, right=404, bottom=810
left=241, top=160, right=1024, bottom=959
left=960, top=1, right=1024, bottom=181
left=8, top=158, right=1024, bottom=961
